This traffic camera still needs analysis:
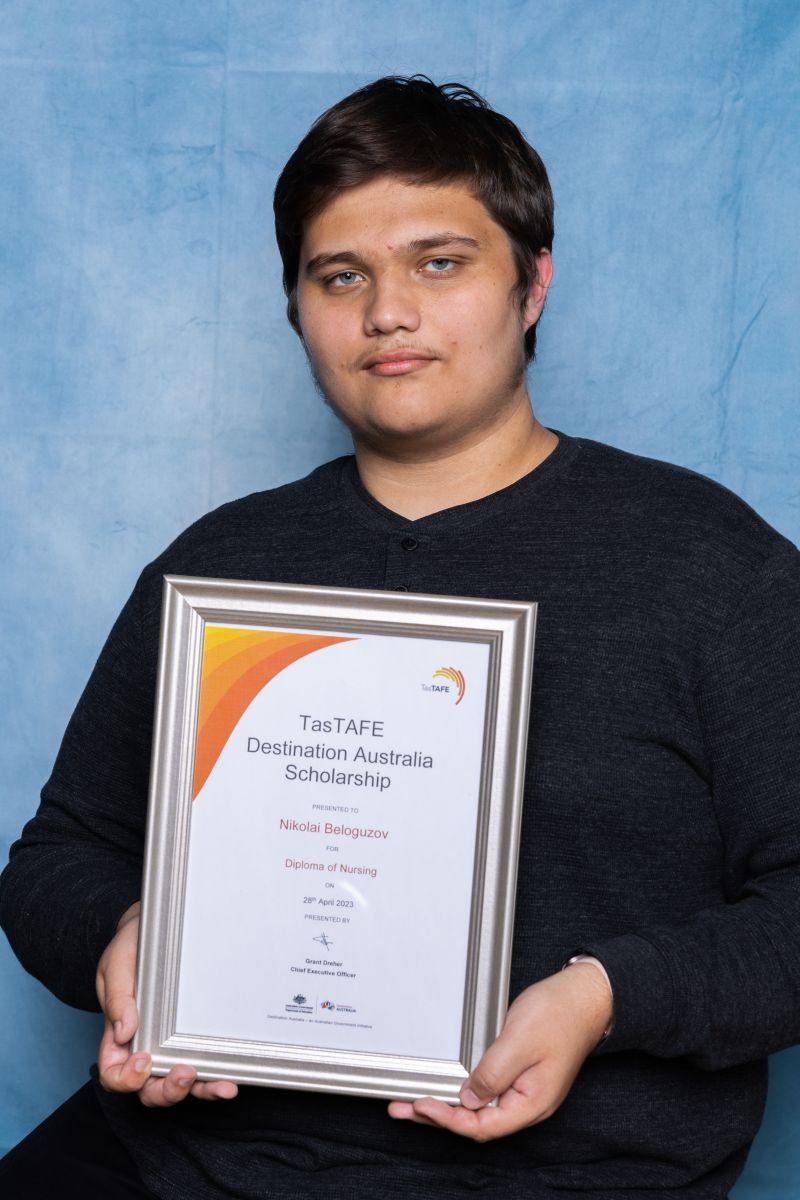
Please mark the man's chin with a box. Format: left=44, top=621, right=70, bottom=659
left=319, top=399, right=451, bottom=453
left=354, top=420, right=461, bottom=460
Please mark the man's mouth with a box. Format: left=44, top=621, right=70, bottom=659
left=361, top=349, right=437, bottom=376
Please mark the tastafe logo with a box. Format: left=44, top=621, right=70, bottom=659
left=433, top=667, right=466, bottom=704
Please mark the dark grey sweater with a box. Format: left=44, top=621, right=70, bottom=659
left=3, top=433, right=800, bottom=1199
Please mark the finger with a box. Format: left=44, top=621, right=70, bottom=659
left=387, top=1100, right=415, bottom=1119
left=189, top=1080, right=239, bottom=1101
left=97, top=1020, right=129, bottom=1083
left=387, top=1100, right=439, bottom=1127
left=389, top=1092, right=548, bottom=1140
left=411, top=1097, right=492, bottom=1137
left=98, top=959, right=139, bottom=1044
left=411, top=1095, right=528, bottom=1141
left=138, top=1066, right=198, bottom=1108
left=112, top=1002, right=139, bottom=1046
left=100, top=976, right=139, bottom=1044
left=139, top=1071, right=239, bottom=1106
left=98, top=1031, right=152, bottom=1093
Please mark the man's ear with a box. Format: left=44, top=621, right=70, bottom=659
left=523, top=248, right=553, bottom=330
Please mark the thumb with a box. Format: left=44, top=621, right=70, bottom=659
left=460, top=1024, right=536, bottom=1110
left=103, top=986, right=140, bottom=1045
left=96, top=912, right=140, bottom=1044
left=98, top=947, right=140, bottom=1044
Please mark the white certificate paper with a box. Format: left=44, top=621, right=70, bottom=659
left=176, top=624, right=491, bottom=1061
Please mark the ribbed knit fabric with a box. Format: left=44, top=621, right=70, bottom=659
left=3, top=433, right=800, bottom=1198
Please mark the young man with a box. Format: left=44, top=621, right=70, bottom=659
left=2, top=76, right=800, bottom=1199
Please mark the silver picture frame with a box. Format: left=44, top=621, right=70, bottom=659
left=133, top=575, right=536, bottom=1102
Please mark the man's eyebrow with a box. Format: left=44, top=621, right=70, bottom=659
left=304, top=250, right=365, bottom=275
left=304, top=234, right=481, bottom=277
left=405, top=234, right=481, bottom=253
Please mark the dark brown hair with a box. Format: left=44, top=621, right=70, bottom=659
left=273, top=76, right=554, bottom=362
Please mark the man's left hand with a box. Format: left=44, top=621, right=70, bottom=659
left=387, top=961, right=612, bottom=1141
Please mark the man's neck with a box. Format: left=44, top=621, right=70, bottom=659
left=354, top=405, right=558, bottom=520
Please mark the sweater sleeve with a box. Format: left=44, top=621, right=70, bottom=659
left=582, top=548, right=800, bottom=1070
left=0, top=573, right=157, bottom=1011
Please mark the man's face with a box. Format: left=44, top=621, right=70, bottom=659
left=296, top=177, right=551, bottom=457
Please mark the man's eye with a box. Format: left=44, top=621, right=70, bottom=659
left=328, top=271, right=362, bottom=288
left=423, top=258, right=456, bottom=274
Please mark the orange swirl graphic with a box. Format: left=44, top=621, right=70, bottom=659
left=433, top=666, right=466, bottom=704
left=192, top=626, right=353, bottom=798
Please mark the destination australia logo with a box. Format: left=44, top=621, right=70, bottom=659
left=321, top=999, right=357, bottom=1014
left=421, top=667, right=465, bottom=705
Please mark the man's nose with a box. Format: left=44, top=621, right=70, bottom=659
left=363, top=272, right=421, bottom=335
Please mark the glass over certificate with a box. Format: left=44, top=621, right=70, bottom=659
left=134, top=577, right=536, bottom=1102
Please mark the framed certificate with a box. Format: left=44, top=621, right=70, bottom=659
left=133, top=576, right=536, bottom=1102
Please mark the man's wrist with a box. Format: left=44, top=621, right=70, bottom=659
left=116, top=901, right=141, bottom=933
left=563, top=955, right=614, bottom=1043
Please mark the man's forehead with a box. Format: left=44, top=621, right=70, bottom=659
left=299, top=177, right=500, bottom=263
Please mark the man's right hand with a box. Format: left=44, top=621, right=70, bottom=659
left=95, top=901, right=238, bottom=1106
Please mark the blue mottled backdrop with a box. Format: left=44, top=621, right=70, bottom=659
left=1, top=2, right=798, bottom=1192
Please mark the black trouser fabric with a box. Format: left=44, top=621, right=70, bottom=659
left=0, top=1082, right=158, bottom=1199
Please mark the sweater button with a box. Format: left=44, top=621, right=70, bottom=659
left=401, top=536, right=418, bottom=551
left=394, top=585, right=409, bottom=591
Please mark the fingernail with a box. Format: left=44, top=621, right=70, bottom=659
left=113, top=1020, right=124, bottom=1040
left=460, top=1086, right=483, bottom=1109
left=176, top=1073, right=194, bottom=1087
left=133, top=1055, right=149, bottom=1073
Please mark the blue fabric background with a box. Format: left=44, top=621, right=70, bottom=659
left=1, top=2, right=798, bottom=1192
